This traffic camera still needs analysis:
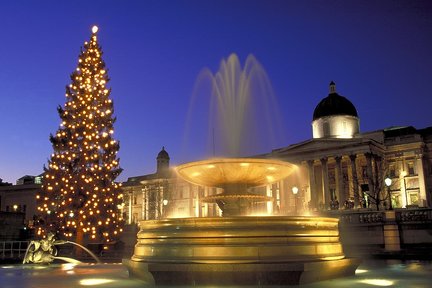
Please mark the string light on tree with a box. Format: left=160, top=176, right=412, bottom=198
left=36, top=26, right=124, bottom=244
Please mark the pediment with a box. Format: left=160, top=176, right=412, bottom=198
left=269, top=137, right=383, bottom=162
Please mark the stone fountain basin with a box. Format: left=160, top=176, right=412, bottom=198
left=125, top=216, right=361, bottom=285
left=175, top=157, right=297, bottom=188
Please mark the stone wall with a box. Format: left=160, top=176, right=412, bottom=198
left=0, top=212, right=25, bottom=240
left=324, top=208, right=432, bottom=258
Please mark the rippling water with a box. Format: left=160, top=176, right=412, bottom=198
left=0, top=260, right=431, bottom=287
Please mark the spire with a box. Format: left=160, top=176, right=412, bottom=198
left=329, top=81, right=336, bottom=94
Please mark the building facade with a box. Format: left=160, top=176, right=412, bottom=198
left=123, top=82, right=432, bottom=223
left=0, top=175, right=42, bottom=226
left=122, top=147, right=222, bottom=224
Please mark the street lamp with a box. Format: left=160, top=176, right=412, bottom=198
left=292, top=186, right=299, bottom=214
left=384, top=177, right=392, bottom=210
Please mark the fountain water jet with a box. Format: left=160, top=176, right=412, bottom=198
left=124, top=54, right=360, bottom=285
left=183, top=53, right=284, bottom=159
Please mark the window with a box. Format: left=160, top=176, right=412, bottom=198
left=389, top=164, right=396, bottom=178
left=408, top=162, right=415, bottom=175
left=361, top=166, right=368, bottom=178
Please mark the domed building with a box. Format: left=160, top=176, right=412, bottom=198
left=312, top=82, right=360, bottom=139
left=270, top=82, right=431, bottom=213
left=121, top=82, right=432, bottom=224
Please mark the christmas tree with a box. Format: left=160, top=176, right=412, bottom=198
left=37, top=26, right=123, bottom=244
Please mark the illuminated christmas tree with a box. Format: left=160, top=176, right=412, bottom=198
left=37, top=26, right=123, bottom=244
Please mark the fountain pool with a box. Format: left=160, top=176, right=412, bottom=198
left=1, top=260, right=431, bottom=287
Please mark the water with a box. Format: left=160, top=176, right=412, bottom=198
left=1, top=260, right=431, bottom=287
left=301, top=260, right=432, bottom=288
left=183, top=53, right=284, bottom=160
left=22, top=238, right=101, bottom=265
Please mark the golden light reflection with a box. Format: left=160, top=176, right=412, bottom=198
left=79, top=278, right=115, bottom=286
left=320, top=256, right=345, bottom=261
left=358, top=279, right=395, bottom=286
left=248, top=212, right=272, bottom=217
left=355, top=269, right=368, bottom=274
left=61, top=263, right=77, bottom=271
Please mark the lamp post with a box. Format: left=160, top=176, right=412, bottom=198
left=384, top=177, right=392, bottom=210
left=292, top=186, right=299, bottom=215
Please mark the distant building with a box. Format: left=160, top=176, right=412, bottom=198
left=0, top=179, right=12, bottom=186
left=0, top=175, right=42, bottom=226
left=122, top=82, right=432, bottom=222
left=122, top=147, right=221, bottom=224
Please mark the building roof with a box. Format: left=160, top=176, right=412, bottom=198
left=312, top=82, right=358, bottom=121
left=157, top=146, right=170, bottom=159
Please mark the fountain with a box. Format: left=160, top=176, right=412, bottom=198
left=176, top=157, right=296, bottom=216
left=124, top=54, right=360, bottom=285
left=22, top=232, right=101, bottom=264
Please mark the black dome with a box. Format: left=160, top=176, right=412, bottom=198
left=157, top=146, right=170, bottom=159
left=313, top=82, right=358, bottom=121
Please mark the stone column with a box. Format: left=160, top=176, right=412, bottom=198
left=365, top=153, right=375, bottom=208
left=307, top=160, right=317, bottom=211
left=416, top=154, right=427, bottom=207
left=335, top=156, right=345, bottom=206
left=142, top=188, right=146, bottom=220
left=320, top=157, right=330, bottom=210
left=374, top=156, right=383, bottom=207
left=128, top=191, right=133, bottom=224
left=349, top=154, right=360, bottom=207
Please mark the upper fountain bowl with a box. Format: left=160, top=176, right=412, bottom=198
left=175, top=158, right=297, bottom=188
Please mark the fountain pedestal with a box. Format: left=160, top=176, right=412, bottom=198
left=124, top=216, right=360, bottom=285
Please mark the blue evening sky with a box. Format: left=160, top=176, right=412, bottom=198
left=0, top=0, right=431, bottom=183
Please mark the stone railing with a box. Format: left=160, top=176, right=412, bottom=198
left=396, top=208, right=432, bottom=223
left=323, top=208, right=432, bottom=225
left=322, top=208, right=432, bottom=256
left=0, top=241, right=29, bottom=260
left=324, top=210, right=385, bottom=225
